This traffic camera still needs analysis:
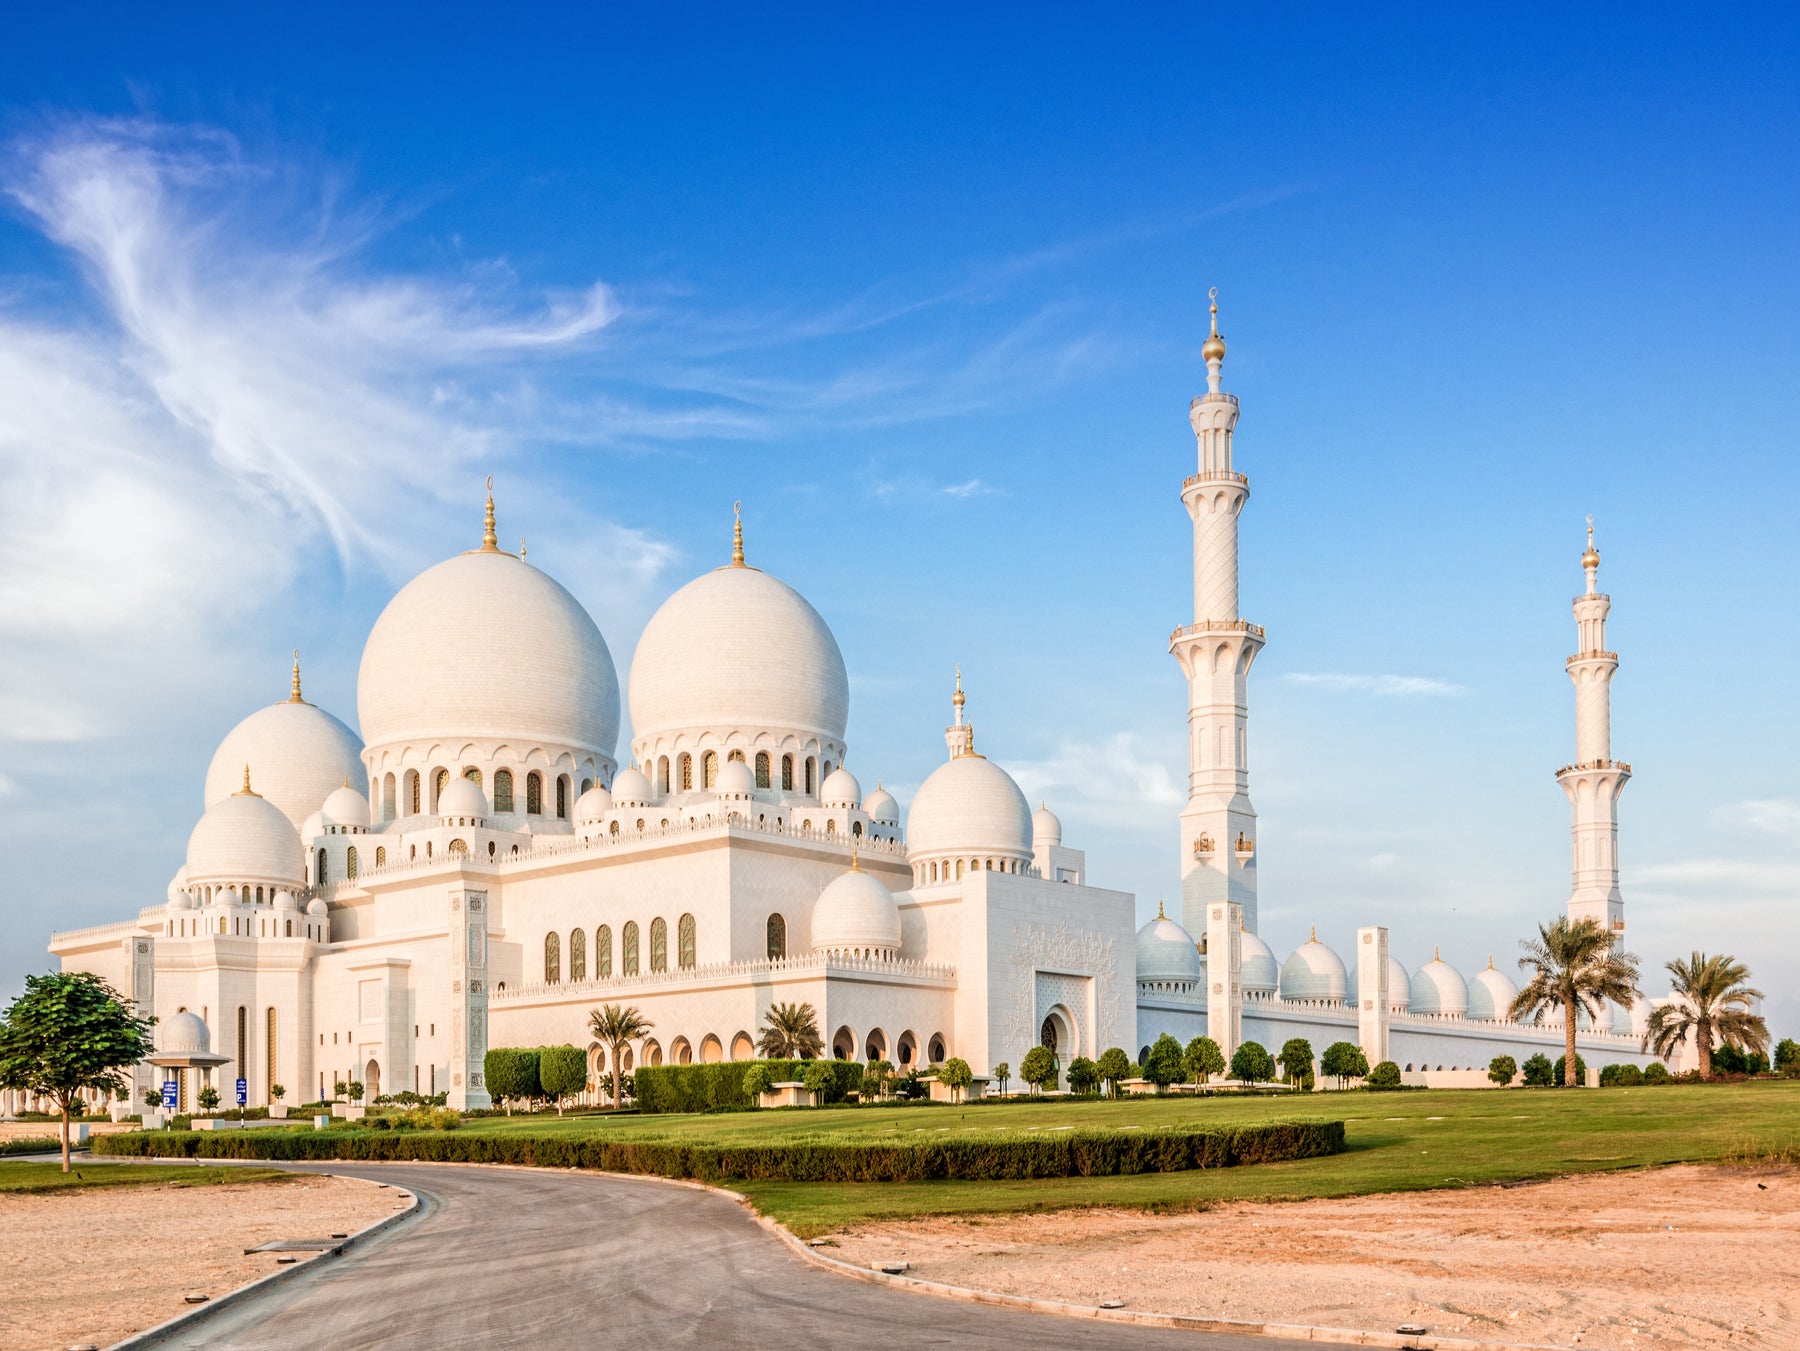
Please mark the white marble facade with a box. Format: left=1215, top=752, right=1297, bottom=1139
left=48, top=306, right=1667, bottom=1113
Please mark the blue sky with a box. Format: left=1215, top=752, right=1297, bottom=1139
left=3, top=6, right=1797, bottom=1034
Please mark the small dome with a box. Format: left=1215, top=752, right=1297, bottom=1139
left=159, top=1011, right=210, bottom=1056
left=574, top=782, right=614, bottom=823
left=716, top=758, right=757, bottom=798
left=1607, top=999, right=1634, bottom=1035
left=906, top=754, right=1032, bottom=862
left=300, top=810, right=325, bottom=845
left=438, top=776, right=488, bottom=820
left=1466, top=959, right=1519, bottom=1021
left=810, top=865, right=902, bottom=954
left=1409, top=951, right=1470, bottom=1016
left=165, top=870, right=188, bottom=906
left=321, top=784, right=370, bottom=830
left=1031, top=803, right=1063, bottom=848
left=1239, top=929, right=1279, bottom=994
left=820, top=766, right=861, bottom=807
left=305, top=896, right=329, bottom=917
left=862, top=784, right=899, bottom=826
left=204, top=698, right=363, bottom=832
left=167, top=890, right=194, bottom=912
left=273, top=889, right=301, bottom=912
left=1136, top=908, right=1200, bottom=983
left=611, top=766, right=653, bottom=807
left=186, top=787, right=304, bottom=887
left=1279, top=932, right=1348, bottom=1002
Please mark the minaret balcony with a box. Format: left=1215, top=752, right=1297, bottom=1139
left=1183, top=470, right=1248, bottom=488
left=1171, top=619, right=1265, bottom=642
left=1555, top=758, right=1632, bottom=778
left=1565, top=650, right=1618, bottom=665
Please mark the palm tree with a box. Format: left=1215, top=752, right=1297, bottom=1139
left=587, top=1004, right=652, bottom=1110
left=1642, top=952, right=1767, bottom=1076
left=757, top=1001, right=823, bottom=1059
left=1510, top=916, right=1639, bottom=1087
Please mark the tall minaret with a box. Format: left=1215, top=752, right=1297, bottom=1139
left=1172, top=290, right=1264, bottom=935
left=1556, top=517, right=1629, bottom=935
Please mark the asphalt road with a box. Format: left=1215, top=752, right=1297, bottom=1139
left=152, top=1162, right=1318, bottom=1350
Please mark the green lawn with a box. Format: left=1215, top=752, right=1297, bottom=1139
left=0, top=1161, right=296, bottom=1194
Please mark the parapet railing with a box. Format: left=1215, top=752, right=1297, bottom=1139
left=1170, top=619, right=1267, bottom=642
left=1182, top=470, right=1248, bottom=488
left=497, top=951, right=957, bottom=1001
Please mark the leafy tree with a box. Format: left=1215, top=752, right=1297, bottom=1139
left=0, top=972, right=155, bottom=1171
left=1228, top=1040, right=1275, bottom=1085
left=758, top=1002, right=824, bottom=1059
left=1064, top=1055, right=1099, bottom=1096
left=482, top=1048, right=541, bottom=1113
left=1182, top=1037, right=1225, bottom=1088
left=538, top=1045, right=587, bottom=1115
left=1096, top=1047, right=1134, bottom=1097
left=1599, top=1062, right=1643, bottom=1087
left=347, top=1080, right=365, bottom=1104
left=1365, top=1060, right=1403, bottom=1090
left=860, top=1058, right=894, bottom=1101
left=587, top=1005, right=652, bottom=1112
left=1143, top=1034, right=1184, bottom=1092
left=1320, top=1041, right=1368, bottom=1088
left=742, top=1064, right=773, bottom=1103
left=1642, top=1061, right=1670, bottom=1084
left=801, top=1060, right=835, bottom=1099
left=1487, top=1055, right=1517, bottom=1087
left=938, top=1057, right=974, bottom=1102
left=1551, top=1053, right=1588, bottom=1086
left=1019, top=1044, right=1058, bottom=1094
left=269, top=1083, right=286, bottom=1103
left=332, top=1079, right=348, bottom=1101
left=990, top=1061, right=1010, bottom=1097
left=1775, top=1038, right=1800, bottom=1074
left=1642, top=953, right=1768, bottom=1077
left=196, top=1084, right=221, bottom=1114
left=1520, top=1053, right=1554, bottom=1087
left=1277, top=1038, right=1315, bottom=1090
left=1710, top=1042, right=1747, bottom=1074
left=1511, top=916, right=1640, bottom=1087
left=142, top=1086, right=162, bottom=1110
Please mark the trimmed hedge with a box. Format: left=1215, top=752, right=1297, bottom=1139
left=632, top=1059, right=862, bottom=1114
left=95, top=1119, right=1345, bottom=1182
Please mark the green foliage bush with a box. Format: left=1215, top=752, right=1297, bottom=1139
left=1487, top=1055, right=1518, bottom=1086
left=1228, top=1040, right=1275, bottom=1085
left=801, top=1061, right=836, bottom=1096
left=1143, top=1034, right=1185, bottom=1090
left=1598, top=1063, right=1644, bottom=1087
left=1521, top=1053, right=1554, bottom=1087
left=483, top=1048, right=541, bottom=1106
left=937, top=1058, right=974, bottom=1101
left=1552, top=1053, right=1589, bottom=1086
left=95, top=1119, right=1347, bottom=1181
left=1365, top=1060, right=1403, bottom=1090
left=1019, top=1045, right=1058, bottom=1092
left=1775, top=1038, right=1800, bottom=1074
left=538, top=1046, right=588, bottom=1105
left=1064, top=1056, right=1099, bottom=1095
left=1320, top=1041, right=1367, bottom=1086
left=1278, top=1038, right=1315, bottom=1090
left=632, top=1059, right=859, bottom=1114
left=1096, top=1047, right=1133, bottom=1096
left=1642, top=1061, right=1671, bottom=1084
left=1183, top=1037, right=1226, bottom=1086
left=741, top=1065, right=773, bottom=1101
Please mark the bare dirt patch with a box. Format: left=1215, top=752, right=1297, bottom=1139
left=0, top=1171, right=399, bottom=1350
left=827, top=1164, right=1798, bottom=1349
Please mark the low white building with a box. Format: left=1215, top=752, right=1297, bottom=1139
left=38, top=300, right=1663, bottom=1118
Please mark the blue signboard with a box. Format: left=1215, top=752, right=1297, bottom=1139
left=235, top=1078, right=248, bottom=1106
left=161, top=1081, right=177, bottom=1109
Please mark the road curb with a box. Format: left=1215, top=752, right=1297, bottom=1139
left=106, top=1175, right=423, bottom=1350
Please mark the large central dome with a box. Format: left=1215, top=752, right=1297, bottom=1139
left=357, top=507, right=620, bottom=763
left=628, top=548, right=848, bottom=764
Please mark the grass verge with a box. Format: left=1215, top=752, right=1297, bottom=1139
left=0, top=1161, right=295, bottom=1194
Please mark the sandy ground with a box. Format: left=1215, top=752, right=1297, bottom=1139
left=828, top=1165, right=1799, bottom=1350
left=0, top=1171, right=400, bottom=1351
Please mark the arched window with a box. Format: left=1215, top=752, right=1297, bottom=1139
left=448, top=838, right=468, bottom=855
left=852, top=820, right=863, bottom=838
left=955, top=859, right=964, bottom=879
left=488, top=840, right=496, bottom=858
left=609, top=820, right=620, bottom=839
left=434, top=767, right=450, bottom=809
left=766, top=913, right=787, bottom=960
left=556, top=776, right=569, bottom=819
left=494, top=769, right=515, bottom=812
left=285, top=919, right=293, bottom=937
left=525, top=771, right=543, bottom=815
left=545, top=932, right=561, bottom=984
left=727, top=748, right=745, bottom=764
left=702, top=751, right=718, bottom=789
left=375, top=846, right=386, bottom=868
left=929, top=1034, right=946, bottom=1064
left=317, top=849, right=328, bottom=884
left=781, top=754, right=795, bottom=790
left=1041, top=1017, right=1059, bottom=1054
left=255, top=886, right=264, bottom=903
left=650, top=917, right=668, bottom=972
left=426, top=841, right=433, bottom=857
left=755, top=752, right=771, bottom=789
left=569, top=927, right=586, bottom=982
left=679, top=754, right=692, bottom=791
left=581, top=777, right=593, bottom=795
left=346, top=846, right=359, bottom=879
left=805, top=757, right=817, bottom=794
left=657, top=756, right=670, bottom=795
left=678, top=913, right=695, bottom=969
left=463, top=766, right=482, bottom=786
left=407, top=770, right=421, bottom=815
left=596, top=925, right=613, bottom=978
left=622, top=922, right=639, bottom=975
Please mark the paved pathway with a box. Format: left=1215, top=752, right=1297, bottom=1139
left=153, top=1162, right=1314, bottom=1349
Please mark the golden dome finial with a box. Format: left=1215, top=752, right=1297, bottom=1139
left=849, top=841, right=860, bottom=872
left=1487, top=952, right=1495, bottom=971
left=237, top=764, right=261, bottom=797
left=731, top=501, right=745, bottom=567
left=480, top=476, right=500, bottom=553
left=1202, top=286, right=1226, bottom=364
left=289, top=649, right=304, bottom=704
left=1582, top=514, right=1600, bottom=570
left=1310, top=923, right=1317, bottom=943
left=1434, top=944, right=1442, bottom=962
left=952, top=664, right=965, bottom=710
left=1157, top=898, right=1166, bottom=920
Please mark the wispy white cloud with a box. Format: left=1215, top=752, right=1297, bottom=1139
left=1281, top=672, right=1470, bottom=698
left=1009, top=732, right=1184, bottom=829
left=1712, top=798, right=1800, bottom=840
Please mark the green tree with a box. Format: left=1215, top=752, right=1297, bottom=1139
left=0, top=972, right=155, bottom=1171
left=269, top=1083, right=286, bottom=1104
left=860, top=1058, right=894, bottom=1101
left=1642, top=1061, right=1671, bottom=1084
left=482, top=1049, right=539, bottom=1113
left=347, top=1080, right=365, bottom=1104
left=1552, top=1053, right=1588, bottom=1087
left=196, top=1084, right=221, bottom=1115
left=538, top=1045, right=587, bottom=1115
left=742, top=1064, right=773, bottom=1103
left=1511, top=916, right=1640, bottom=1087
left=586, top=1005, right=652, bottom=1112
left=1019, top=1044, right=1058, bottom=1094
left=990, top=1061, right=1010, bottom=1097
left=1487, top=1054, right=1517, bottom=1087
left=1064, top=1055, right=1100, bottom=1095
left=1143, top=1034, right=1184, bottom=1092
left=1182, top=1037, right=1225, bottom=1088
left=1228, top=1040, right=1275, bottom=1085
left=938, top=1057, right=974, bottom=1102
left=142, top=1086, right=162, bottom=1111
left=1365, top=1060, right=1403, bottom=1090
left=1319, top=1041, right=1368, bottom=1088
left=1775, top=1038, right=1800, bottom=1074
left=801, top=1060, right=835, bottom=1099
left=1641, top=952, right=1768, bottom=1077
left=332, top=1079, right=348, bottom=1101
left=1520, top=1053, right=1554, bottom=1087
left=1277, top=1038, right=1315, bottom=1090
left=1096, top=1047, right=1134, bottom=1097
left=757, top=1001, right=824, bottom=1059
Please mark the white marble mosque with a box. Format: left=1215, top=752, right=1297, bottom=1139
left=37, top=296, right=1662, bottom=1116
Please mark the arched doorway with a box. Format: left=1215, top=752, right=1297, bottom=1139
left=832, top=1025, right=856, bottom=1061
left=864, top=1028, right=887, bottom=1062
left=895, top=1030, right=918, bottom=1068
left=364, top=1058, right=381, bottom=1100
left=1040, top=1005, right=1074, bottom=1090
left=731, top=1032, right=755, bottom=1061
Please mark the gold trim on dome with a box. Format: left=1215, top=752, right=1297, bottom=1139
left=731, top=501, right=745, bottom=567
left=288, top=649, right=305, bottom=704
left=464, top=476, right=517, bottom=556
left=1582, top=514, right=1600, bottom=569
left=236, top=764, right=262, bottom=798
left=1202, top=286, right=1226, bottom=363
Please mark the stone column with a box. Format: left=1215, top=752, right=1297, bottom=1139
left=1357, top=926, right=1390, bottom=1068
left=127, top=935, right=156, bottom=1109
left=1205, top=900, right=1243, bottom=1064
left=446, top=887, right=492, bottom=1110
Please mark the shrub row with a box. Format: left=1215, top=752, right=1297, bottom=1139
left=632, top=1059, right=862, bottom=1114
left=95, top=1119, right=1344, bottom=1182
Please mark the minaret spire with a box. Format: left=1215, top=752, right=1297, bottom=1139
left=1171, top=288, right=1263, bottom=934
left=480, top=476, right=500, bottom=552
left=289, top=649, right=305, bottom=704
left=945, top=665, right=975, bottom=758
left=1557, top=516, right=1629, bottom=936
left=731, top=501, right=746, bottom=567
